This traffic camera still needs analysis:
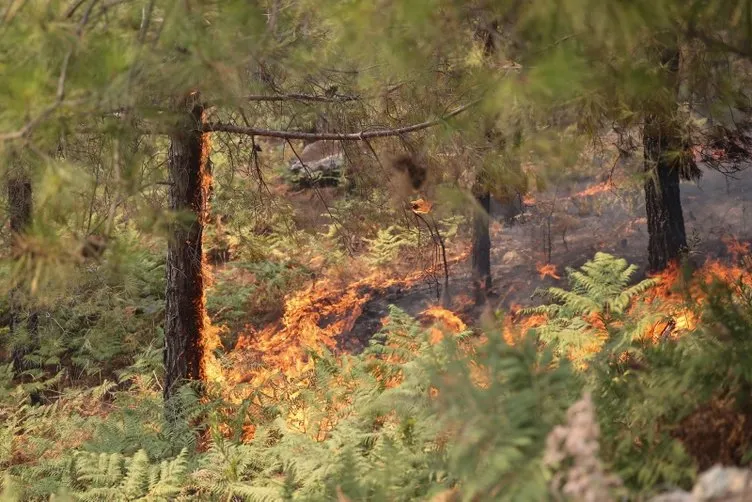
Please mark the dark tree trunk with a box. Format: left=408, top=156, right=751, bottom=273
left=469, top=19, right=499, bottom=306
left=643, top=145, right=687, bottom=272
left=7, top=175, right=37, bottom=377
left=471, top=181, right=492, bottom=304
left=643, top=47, right=688, bottom=272
left=163, top=98, right=211, bottom=411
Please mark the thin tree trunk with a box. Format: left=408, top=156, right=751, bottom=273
left=163, top=96, right=212, bottom=414
left=471, top=179, right=492, bottom=304
left=470, top=20, right=499, bottom=306
left=643, top=47, right=688, bottom=272
left=7, top=175, right=37, bottom=378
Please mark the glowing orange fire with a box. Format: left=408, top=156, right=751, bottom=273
left=573, top=181, right=615, bottom=198
left=198, top=110, right=225, bottom=385
left=411, top=198, right=433, bottom=214
left=421, top=306, right=467, bottom=344
left=536, top=262, right=561, bottom=280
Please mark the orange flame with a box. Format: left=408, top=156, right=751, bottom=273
left=421, top=306, right=467, bottom=344
left=198, top=110, right=224, bottom=385
left=573, top=181, right=614, bottom=198
left=411, top=198, right=433, bottom=214
left=536, top=262, right=561, bottom=280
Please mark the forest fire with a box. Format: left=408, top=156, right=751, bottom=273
left=504, top=238, right=752, bottom=361
left=637, top=240, right=752, bottom=343
left=421, top=305, right=467, bottom=343
left=536, top=262, right=561, bottom=280
left=221, top=260, right=458, bottom=400
left=198, top=122, right=225, bottom=386
left=573, top=180, right=615, bottom=198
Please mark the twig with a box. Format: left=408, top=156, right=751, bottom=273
left=687, top=27, right=752, bottom=61
left=414, top=212, right=450, bottom=301
left=659, top=318, right=676, bottom=342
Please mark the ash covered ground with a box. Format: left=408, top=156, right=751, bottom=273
left=341, top=162, right=752, bottom=350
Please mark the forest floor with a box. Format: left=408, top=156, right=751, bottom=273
left=337, top=161, right=752, bottom=350
left=209, top=145, right=752, bottom=358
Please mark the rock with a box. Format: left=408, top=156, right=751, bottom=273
left=651, top=491, right=693, bottom=502
left=692, top=465, right=752, bottom=501
left=289, top=154, right=344, bottom=187
left=649, top=465, right=752, bottom=502
left=288, top=140, right=346, bottom=188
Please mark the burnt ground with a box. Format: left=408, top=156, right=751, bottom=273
left=341, top=163, right=752, bottom=349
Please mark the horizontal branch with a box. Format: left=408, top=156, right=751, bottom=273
left=687, top=27, right=752, bottom=61
left=203, top=100, right=479, bottom=140
left=246, top=83, right=406, bottom=104
left=247, top=92, right=360, bottom=103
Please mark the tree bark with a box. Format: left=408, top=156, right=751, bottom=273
left=471, top=178, right=492, bottom=304
left=163, top=96, right=212, bottom=411
left=7, top=175, right=38, bottom=378
left=643, top=47, right=688, bottom=272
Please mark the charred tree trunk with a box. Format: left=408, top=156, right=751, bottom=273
left=644, top=145, right=687, bottom=272
left=471, top=179, right=492, bottom=304
left=7, top=175, right=38, bottom=379
left=643, top=46, right=690, bottom=272
left=163, top=97, right=212, bottom=413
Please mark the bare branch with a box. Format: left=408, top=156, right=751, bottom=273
left=687, top=27, right=752, bottom=61
left=64, top=0, right=88, bottom=18
left=246, top=92, right=360, bottom=103
left=204, top=100, right=479, bottom=140
left=246, top=82, right=405, bottom=104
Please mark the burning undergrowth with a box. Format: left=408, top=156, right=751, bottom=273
left=212, top=249, right=469, bottom=393
left=200, top=217, right=752, bottom=453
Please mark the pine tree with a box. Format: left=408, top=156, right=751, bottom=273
left=163, top=93, right=212, bottom=413
left=6, top=158, right=35, bottom=378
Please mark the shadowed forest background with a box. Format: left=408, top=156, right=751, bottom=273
left=4, top=1, right=752, bottom=500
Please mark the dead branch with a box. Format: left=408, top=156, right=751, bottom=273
left=203, top=100, right=479, bottom=140
left=247, top=93, right=360, bottom=103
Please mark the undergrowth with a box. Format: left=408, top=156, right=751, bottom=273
left=3, top=248, right=752, bottom=501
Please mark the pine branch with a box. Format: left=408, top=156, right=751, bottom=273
left=687, top=26, right=752, bottom=61
left=0, top=0, right=97, bottom=142
left=202, top=100, right=479, bottom=140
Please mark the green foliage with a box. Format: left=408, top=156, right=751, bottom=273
left=0, top=305, right=580, bottom=501
left=5, top=251, right=752, bottom=500
left=594, top=275, right=752, bottom=493
left=3, top=0, right=752, bottom=500
left=364, top=226, right=421, bottom=266
left=67, top=448, right=189, bottom=501
left=523, top=252, right=660, bottom=365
